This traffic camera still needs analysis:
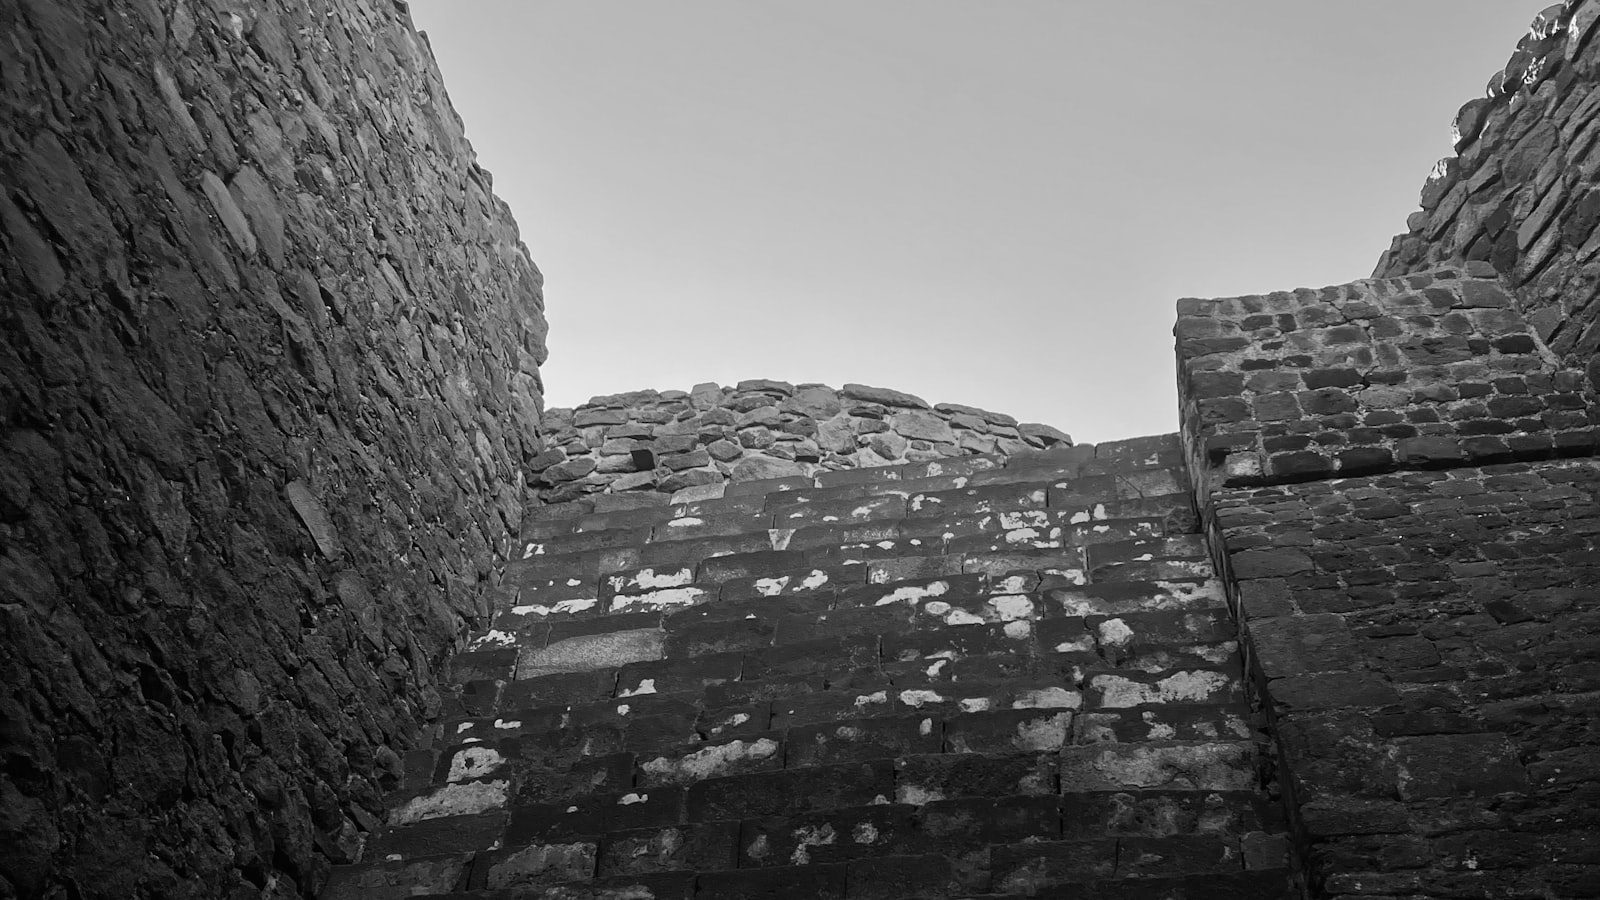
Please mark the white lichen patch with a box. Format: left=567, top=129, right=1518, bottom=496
left=511, top=597, right=598, bottom=617
left=896, top=784, right=945, bottom=806
left=790, top=824, right=836, bottom=865
left=852, top=822, right=880, bottom=844
left=705, top=711, right=751, bottom=737
left=446, top=746, right=506, bottom=783
left=469, top=629, right=516, bottom=649
left=1055, top=635, right=1096, bottom=653
left=1092, top=670, right=1234, bottom=708
left=993, top=575, right=1033, bottom=595
left=958, top=697, right=992, bottom=713
left=1004, top=621, right=1032, bottom=639
left=1146, top=720, right=1178, bottom=739
left=391, top=780, right=508, bottom=825
left=990, top=596, right=1036, bottom=621
left=619, top=793, right=648, bottom=805
left=854, top=691, right=889, bottom=708
left=611, top=567, right=694, bottom=591
left=1038, top=565, right=1087, bottom=584
left=1004, top=526, right=1059, bottom=547
left=494, top=719, right=521, bottom=730
left=875, top=580, right=950, bottom=606
left=946, top=609, right=985, bottom=626
left=667, top=517, right=704, bottom=528
left=1013, top=712, right=1072, bottom=751
left=1098, top=618, right=1136, bottom=647
left=617, top=678, right=658, bottom=698
left=1012, top=687, right=1081, bottom=709
left=998, top=510, right=1047, bottom=529
left=1067, top=503, right=1109, bottom=524
left=612, top=586, right=706, bottom=611
left=641, top=738, right=780, bottom=783
left=898, top=689, right=945, bottom=708
left=754, top=575, right=790, bottom=596
left=1196, top=641, right=1238, bottom=664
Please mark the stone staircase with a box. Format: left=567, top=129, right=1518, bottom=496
left=323, top=434, right=1298, bottom=898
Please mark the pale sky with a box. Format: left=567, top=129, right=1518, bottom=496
left=408, top=2, right=1534, bottom=442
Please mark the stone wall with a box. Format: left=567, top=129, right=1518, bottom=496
left=0, top=1, right=544, bottom=897
left=534, top=381, right=1072, bottom=507
left=1210, top=461, right=1600, bottom=898
left=1176, top=265, right=1597, bottom=499
left=1179, top=268, right=1600, bottom=896
left=326, top=434, right=1301, bottom=898
left=1376, top=1, right=1600, bottom=380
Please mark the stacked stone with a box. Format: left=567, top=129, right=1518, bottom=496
left=1375, top=1, right=1600, bottom=375
left=1212, top=462, right=1600, bottom=898
left=1177, top=265, right=1598, bottom=499
left=532, top=381, right=1073, bottom=505
left=0, top=0, right=545, bottom=896
left=325, top=434, right=1296, bottom=898
left=1181, top=269, right=1600, bottom=896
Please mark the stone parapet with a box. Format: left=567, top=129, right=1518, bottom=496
left=532, top=381, right=1074, bottom=506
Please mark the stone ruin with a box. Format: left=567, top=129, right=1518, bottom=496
left=1, top=1, right=1597, bottom=898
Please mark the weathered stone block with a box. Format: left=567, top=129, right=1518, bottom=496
left=1394, top=733, right=1529, bottom=799
left=517, top=629, right=664, bottom=677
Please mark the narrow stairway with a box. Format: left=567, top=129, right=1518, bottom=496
left=324, top=434, right=1297, bottom=899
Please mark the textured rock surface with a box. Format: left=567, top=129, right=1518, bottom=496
left=534, top=382, right=1072, bottom=506
left=1181, top=267, right=1600, bottom=893
left=1377, top=1, right=1600, bottom=380
left=7, top=0, right=1600, bottom=898
left=0, top=0, right=545, bottom=897
left=1177, top=265, right=1597, bottom=498
left=329, top=435, right=1298, bottom=898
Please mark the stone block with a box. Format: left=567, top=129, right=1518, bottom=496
left=483, top=840, right=599, bottom=889
left=685, top=761, right=894, bottom=822
left=1057, top=742, right=1258, bottom=792
left=1247, top=614, right=1358, bottom=677
left=517, top=629, right=664, bottom=678
left=1394, top=733, right=1529, bottom=799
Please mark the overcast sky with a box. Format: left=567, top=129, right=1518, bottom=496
left=408, top=1, right=1534, bottom=442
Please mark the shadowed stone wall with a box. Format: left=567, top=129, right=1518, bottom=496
left=1179, top=265, right=1600, bottom=895
left=0, top=0, right=545, bottom=896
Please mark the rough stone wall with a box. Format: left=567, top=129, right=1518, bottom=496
left=535, top=381, right=1072, bottom=506
left=1211, top=461, right=1600, bottom=898
left=1176, top=265, right=1598, bottom=498
left=1179, top=270, right=1600, bottom=896
left=0, top=1, right=545, bottom=897
left=326, top=434, right=1301, bottom=898
left=1376, top=1, right=1600, bottom=378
